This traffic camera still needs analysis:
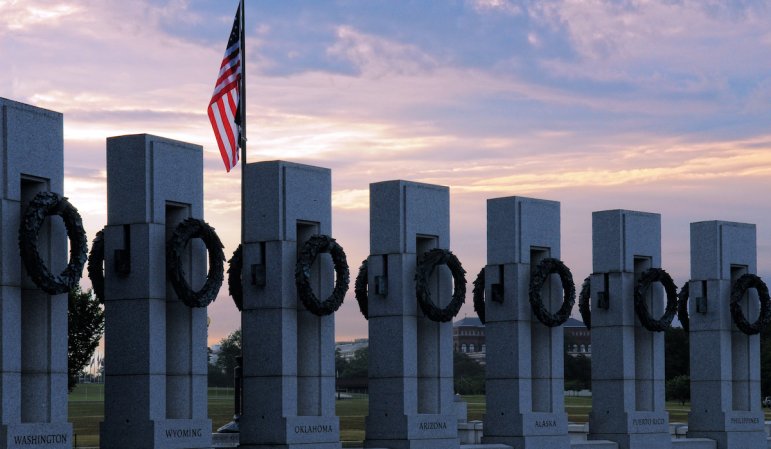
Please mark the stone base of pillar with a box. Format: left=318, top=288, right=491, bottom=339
left=365, top=413, right=459, bottom=449
left=363, top=437, right=459, bottom=449
left=1, top=422, right=72, bottom=449
left=586, top=432, right=671, bottom=449
left=484, top=411, right=569, bottom=440
left=100, top=418, right=211, bottom=449
left=239, top=416, right=340, bottom=449
left=239, top=443, right=341, bottom=449
left=482, top=433, right=571, bottom=449
left=686, top=430, right=766, bottom=449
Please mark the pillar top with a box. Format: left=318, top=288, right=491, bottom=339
left=106, top=134, right=203, bottom=225
left=690, top=220, right=756, bottom=280
left=243, top=160, right=331, bottom=242
left=0, top=98, right=64, bottom=199
left=369, top=180, right=449, bottom=254
left=486, top=196, right=561, bottom=265
left=592, top=209, right=661, bottom=273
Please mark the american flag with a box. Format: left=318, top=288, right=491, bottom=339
left=208, top=6, right=242, bottom=172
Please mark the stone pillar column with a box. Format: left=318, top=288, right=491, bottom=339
left=481, top=196, right=570, bottom=449
left=687, top=221, right=766, bottom=449
left=100, top=134, right=211, bottom=449
left=0, top=98, right=72, bottom=448
left=588, top=210, right=670, bottom=449
left=364, top=180, right=459, bottom=449
left=239, top=161, right=339, bottom=449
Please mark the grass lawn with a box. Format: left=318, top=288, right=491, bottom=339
left=68, top=385, right=771, bottom=448
left=69, top=385, right=237, bottom=447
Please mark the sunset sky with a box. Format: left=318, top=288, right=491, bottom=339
left=2, top=0, right=771, bottom=344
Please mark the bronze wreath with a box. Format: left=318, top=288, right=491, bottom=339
left=677, top=281, right=689, bottom=333
left=354, top=259, right=369, bottom=320
left=295, top=234, right=349, bottom=316
left=19, top=191, right=88, bottom=295
left=87, top=229, right=105, bottom=303
left=528, top=258, right=575, bottom=327
left=415, top=248, right=466, bottom=322
left=166, top=217, right=225, bottom=308
left=578, top=276, right=591, bottom=329
left=472, top=268, right=485, bottom=324
left=228, top=244, right=243, bottom=312
left=634, top=268, right=678, bottom=332
left=730, top=273, right=771, bottom=335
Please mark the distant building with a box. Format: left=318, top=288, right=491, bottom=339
left=453, top=316, right=485, bottom=354
left=563, top=317, right=591, bottom=357
left=209, top=344, right=221, bottom=364
left=335, top=338, right=369, bottom=360
left=452, top=316, right=591, bottom=364
left=334, top=316, right=591, bottom=365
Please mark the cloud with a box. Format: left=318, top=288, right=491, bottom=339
left=0, top=2, right=81, bottom=30
left=528, top=1, right=771, bottom=89
left=327, top=25, right=439, bottom=77
left=468, top=0, right=523, bottom=15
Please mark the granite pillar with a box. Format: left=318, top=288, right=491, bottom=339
left=238, top=161, right=339, bottom=449
left=686, top=221, right=766, bottom=449
left=588, top=210, right=670, bottom=449
left=481, top=196, right=570, bottom=449
left=364, top=180, right=459, bottom=449
left=100, top=134, right=211, bottom=449
left=0, top=98, right=72, bottom=448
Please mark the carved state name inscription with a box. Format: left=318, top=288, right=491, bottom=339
left=418, top=422, right=448, bottom=430
left=294, top=425, right=334, bottom=434
left=632, top=418, right=665, bottom=426
left=165, top=428, right=203, bottom=438
left=535, top=420, right=557, bottom=428
left=13, top=434, right=68, bottom=445
left=730, top=417, right=759, bottom=425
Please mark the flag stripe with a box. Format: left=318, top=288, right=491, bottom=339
left=217, top=97, right=237, bottom=162
left=208, top=6, right=242, bottom=172
left=210, top=99, right=237, bottom=170
left=212, top=60, right=240, bottom=98
left=225, top=91, right=239, bottom=164
left=208, top=105, right=232, bottom=170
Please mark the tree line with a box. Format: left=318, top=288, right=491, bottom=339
left=206, top=323, right=771, bottom=404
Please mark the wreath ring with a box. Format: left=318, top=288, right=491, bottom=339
left=19, top=191, right=88, bottom=295
left=227, top=244, right=243, bottom=311
left=472, top=268, right=486, bottom=324
left=677, top=281, right=690, bottom=332
left=87, top=229, right=105, bottom=303
left=414, top=248, right=466, bottom=322
left=528, top=258, right=575, bottom=327
left=354, top=259, right=369, bottom=319
left=577, top=276, right=591, bottom=329
left=166, top=217, right=225, bottom=308
left=295, top=234, right=349, bottom=316
left=730, top=273, right=771, bottom=335
left=634, top=268, right=678, bottom=332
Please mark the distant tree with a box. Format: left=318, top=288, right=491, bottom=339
left=335, top=348, right=349, bottom=377
left=666, top=374, right=690, bottom=405
left=214, top=328, right=241, bottom=387
left=208, top=360, right=231, bottom=387
left=564, top=353, right=591, bottom=391
left=454, top=351, right=485, bottom=395
left=340, top=347, right=368, bottom=379
left=761, top=325, right=771, bottom=397
left=665, top=327, right=689, bottom=379
left=67, top=286, right=104, bottom=392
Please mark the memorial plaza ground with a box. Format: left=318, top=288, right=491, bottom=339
left=67, top=384, right=771, bottom=448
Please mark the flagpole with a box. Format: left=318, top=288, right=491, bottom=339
left=239, top=0, right=246, bottom=247
left=236, top=0, right=246, bottom=422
